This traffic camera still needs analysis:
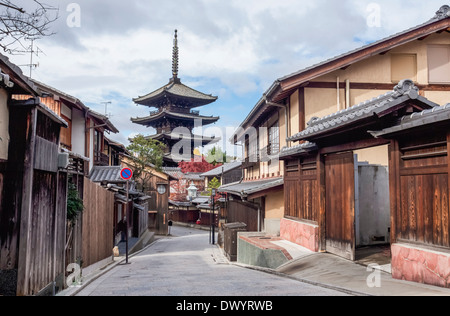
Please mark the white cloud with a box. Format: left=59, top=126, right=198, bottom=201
left=6, top=0, right=448, bottom=149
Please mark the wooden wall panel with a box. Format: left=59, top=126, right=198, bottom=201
left=398, top=174, right=449, bottom=248
left=24, top=170, right=64, bottom=295
left=284, top=156, right=318, bottom=223
left=227, top=200, right=259, bottom=232
left=392, top=132, right=450, bottom=250
left=324, top=152, right=355, bottom=261
left=82, top=178, right=115, bottom=268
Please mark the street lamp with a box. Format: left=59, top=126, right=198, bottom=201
left=187, top=182, right=198, bottom=202
left=157, top=183, right=167, bottom=195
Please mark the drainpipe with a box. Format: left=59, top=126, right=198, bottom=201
left=84, top=110, right=89, bottom=160
left=265, top=98, right=290, bottom=146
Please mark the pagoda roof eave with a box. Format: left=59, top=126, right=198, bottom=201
left=131, top=110, right=220, bottom=126
left=146, top=133, right=221, bottom=145
left=133, top=80, right=218, bottom=108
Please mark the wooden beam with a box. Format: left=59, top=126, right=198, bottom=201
left=317, top=154, right=326, bottom=252
left=247, top=184, right=283, bottom=200
left=298, top=88, right=305, bottom=132
left=319, top=138, right=391, bottom=156
left=389, top=140, right=400, bottom=245
left=447, top=131, right=450, bottom=249
left=16, top=107, right=37, bottom=296
left=418, top=34, right=431, bottom=41
left=296, top=81, right=450, bottom=92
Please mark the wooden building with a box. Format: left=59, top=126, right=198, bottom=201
left=230, top=5, right=450, bottom=288
left=90, top=156, right=172, bottom=237
left=280, top=80, right=450, bottom=288
left=230, top=5, right=450, bottom=240
left=132, top=30, right=220, bottom=167
left=202, top=161, right=243, bottom=189
left=0, top=54, right=69, bottom=296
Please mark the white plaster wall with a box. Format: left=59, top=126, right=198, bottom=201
left=71, top=108, right=86, bottom=156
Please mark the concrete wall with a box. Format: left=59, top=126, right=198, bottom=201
left=355, top=164, right=390, bottom=247
left=392, top=243, right=450, bottom=288
left=237, top=233, right=290, bottom=269
left=354, top=145, right=389, bottom=167
left=280, top=218, right=319, bottom=252
left=0, top=89, right=9, bottom=161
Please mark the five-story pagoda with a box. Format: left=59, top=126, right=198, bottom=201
left=132, top=30, right=220, bottom=167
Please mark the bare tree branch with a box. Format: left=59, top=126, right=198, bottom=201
left=0, top=0, right=58, bottom=54
left=0, top=2, right=25, bottom=13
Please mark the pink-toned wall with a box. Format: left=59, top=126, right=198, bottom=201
left=280, top=218, right=319, bottom=253
left=391, top=243, right=450, bottom=288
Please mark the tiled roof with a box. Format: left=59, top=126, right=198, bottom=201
left=89, top=166, right=125, bottom=184
left=191, top=196, right=210, bottom=204
left=162, top=167, right=184, bottom=180
left=133, top=81, right=218, bottom=108
left=287, top=80, right=438, bottom=142
left=146, top=132, right=220, bottom=145
left=370, top=103, right=450, bottom=137
left=183, top=173, right=204, bottom=181
left=0, top=53, right=38, bottom=95
left=131, top=110, right=219, bottom=126
left=279, top=142, right=318, bottom=159
left=88, top=109, right=120, bottom=134
left=219, top=178, right=283, bottom=197
left=201, top=161, right=242, bottom=177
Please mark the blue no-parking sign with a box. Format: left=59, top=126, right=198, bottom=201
left=120, top=168, right=133, bottom=181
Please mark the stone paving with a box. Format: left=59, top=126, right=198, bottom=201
left=75, top=226, right=348, bottom=296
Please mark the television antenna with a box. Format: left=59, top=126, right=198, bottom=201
left=17, top=40, right=45, bottom=78
left=101, top=101, right=112, bottom=117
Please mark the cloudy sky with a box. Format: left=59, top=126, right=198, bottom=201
left=7, top=0, right=449, bottom=156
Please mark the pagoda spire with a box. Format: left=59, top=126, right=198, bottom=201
left=172, top=29, right=179, bottom=82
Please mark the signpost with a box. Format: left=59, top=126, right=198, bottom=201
left=120, top=168, right=133, bottom=264
left=210, top=189, right=216, bottom=245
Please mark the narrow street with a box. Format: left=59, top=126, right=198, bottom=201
left=76, top=226, right=348, bottom=296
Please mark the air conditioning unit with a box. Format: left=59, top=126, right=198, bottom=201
left=58, top=152, right=70, bottom=169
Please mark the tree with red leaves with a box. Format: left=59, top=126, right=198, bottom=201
left=169, top=178, right=189, bottom=202
left=178, top=156, right=220, bottom=174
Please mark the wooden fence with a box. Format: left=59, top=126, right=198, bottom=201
left=227, top=200, right=259, bottom=232
left=65, top=169, right=84, bottom=273
left=81, top=178, right=115, bottom=268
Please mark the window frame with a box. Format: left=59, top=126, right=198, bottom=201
left=391, top=53, right=417, bottom=83
left=427, top=44, right=450, bottom=85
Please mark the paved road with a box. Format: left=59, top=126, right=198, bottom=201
left=76, top=226, right=348, bottom=296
